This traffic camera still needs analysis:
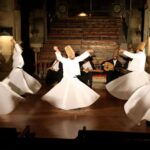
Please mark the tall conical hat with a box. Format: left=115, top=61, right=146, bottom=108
left=137, top=42, right=146, bottom=51
left=64, top=45, right=75, bottom=59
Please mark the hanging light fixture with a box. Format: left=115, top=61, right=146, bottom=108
left=78, top=12, right=88, bottom=17
left=78, top=0, right=92, bottom=17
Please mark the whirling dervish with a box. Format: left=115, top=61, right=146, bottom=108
left=0, top=38, right=25, bottom=114
left=3, top=38, right=42, bottom=96
left=42, top=45, right=100, bottom=110
left=106, top=42, right=150, bottom=100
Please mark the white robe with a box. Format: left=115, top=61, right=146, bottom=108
left=106, top=50, right=149, bottom=100
left=106, top=71, right=150, bottom=100
left=122, top=51, right=146, bottom=72
left=7, top=43, right=41, bottom=95
left=124, top=83, right=150, bottom=124
left=0, top=43, right=41, bottom=114
left=42, top=51, right=100, bottom=110
left=0, top=44, right=26, bottom=114
left=0, top=78, right=24, bottom=114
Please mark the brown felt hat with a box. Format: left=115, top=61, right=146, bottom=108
left=64, top=45, right=75, bottom=59
left=136, top=42, right=146, bottom=51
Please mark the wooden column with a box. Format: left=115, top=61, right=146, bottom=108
left=31, top=43, right=42, bottom=75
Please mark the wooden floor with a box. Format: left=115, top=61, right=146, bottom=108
left=1, top=81, right=150, bottom=139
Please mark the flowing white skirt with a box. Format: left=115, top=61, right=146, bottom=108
left=42, top=77, right=100, bottom=110
left=124, top=84, right=150, bottom=124
left=0, top=82, right=24, bottom=114
left=8, top=68, right=41, bottom=95
left=106, top=71, right=150, bottom=100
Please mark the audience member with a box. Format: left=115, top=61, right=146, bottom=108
left=100, top=50, right=124, bottom=83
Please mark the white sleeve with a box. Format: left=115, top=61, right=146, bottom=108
left=14, top=43, right=23, bottom=54
left=75, top=51, right=90, bottom=62
left=55, top=51, right=65, bottom=62
left=122, top=51, right=136, bottom=58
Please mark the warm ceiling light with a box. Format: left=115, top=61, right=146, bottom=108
left=78, top=12, right=87, bottom=17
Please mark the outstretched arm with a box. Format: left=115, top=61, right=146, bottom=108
left=119, top=48, right=137, bottom=59
left=86, top=48, right=94, bottom=53
left=53, top=46, right=60, bottom=52
left=76, top=48, right=94, bottom=62
left=53, top=46, right=65, bottom=62
left=11, top=38, right=23, bottom=54
left=11, top=38, right=24, bottom=68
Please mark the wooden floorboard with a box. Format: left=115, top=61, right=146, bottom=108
left=0, top=82, right=150, bottom=139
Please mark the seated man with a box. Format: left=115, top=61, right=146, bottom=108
left=45, top=59, right=63, bottom=85
left=78, top=56, right=94, bottom=88
left=101, top=51, right=125, bottom=83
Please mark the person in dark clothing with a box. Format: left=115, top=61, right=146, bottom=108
left=101, top=56, right=123, bottom=83
left=45, top=59, right=63, bottom=85
left=78, top=56, right=94, bottom=88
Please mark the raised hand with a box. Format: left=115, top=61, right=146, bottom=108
left=87, top=48, right=94, bottom=53
left=53, top=46, right=59, bottom=52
